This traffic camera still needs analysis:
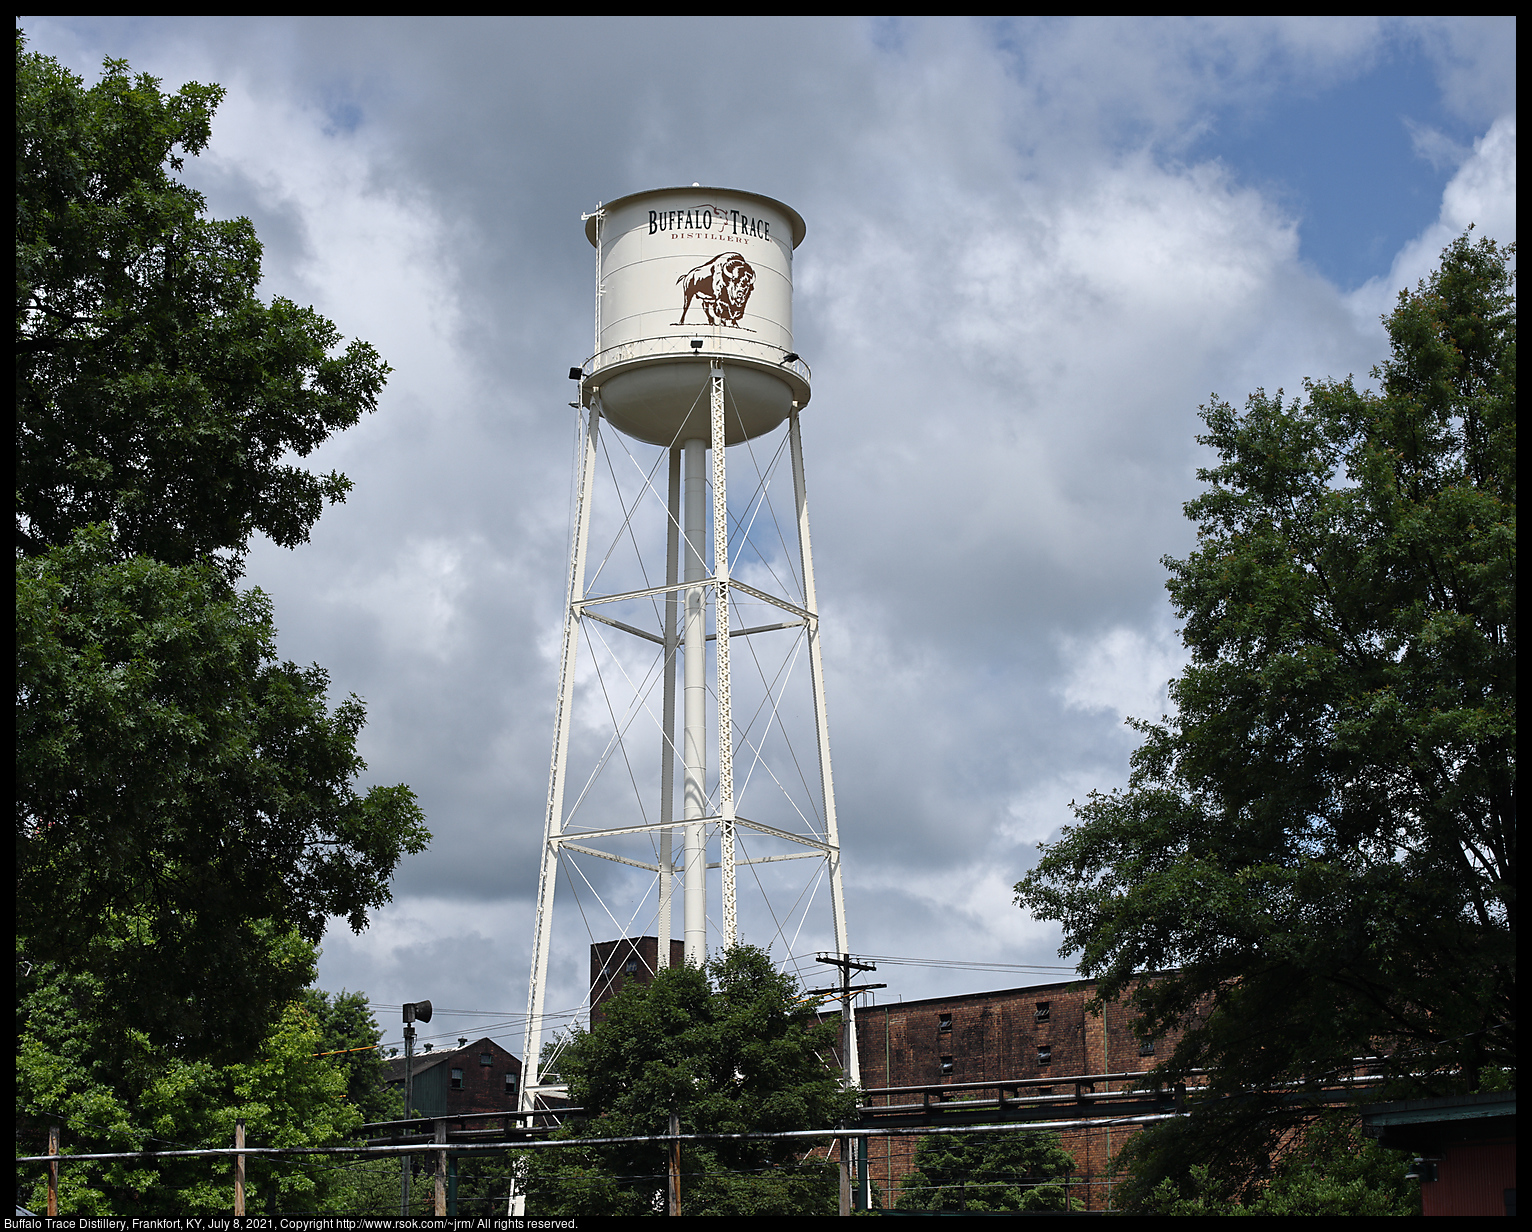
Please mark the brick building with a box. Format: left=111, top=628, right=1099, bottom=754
left=855, top=978, right=1189, bottom=1209
left=856, top=978, right=1171, bottom=1089
left=590, top=935, right=685, bottom=1025
left=384, top=1036, right=523, bottom=1118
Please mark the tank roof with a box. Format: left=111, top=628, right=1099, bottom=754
left=586, top=186, right=806, bottom=249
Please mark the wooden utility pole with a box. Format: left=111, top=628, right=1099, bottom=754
left=47, top=1121, right=59, bottom=1216
left=434, top=1118, right=448, bottom=1215
left=814, top=953, right=880, bottom=1215
left=234, top=1120, right=245, bottom=1215
left=668, top=1111, right=682, bottom=1216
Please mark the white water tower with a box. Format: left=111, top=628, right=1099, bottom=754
left=520, top=187, right=853, bottom=1106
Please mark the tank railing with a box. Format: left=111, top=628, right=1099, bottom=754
left=583, top=334, right=810, bottom=385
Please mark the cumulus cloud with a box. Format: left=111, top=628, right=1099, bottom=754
left=1348, top=113, right=1516, bottom=334
left=1057, top=621, right=1186, bottom=725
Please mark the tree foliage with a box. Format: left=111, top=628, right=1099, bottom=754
left=14, top=38, right=427, bottom=1064
left=519, top=946, right=855, bottom=1217
left=893, top=1129, right=1079, bottom=1212
left=16, top=944, right=399, bottom=1216
left=16, top=35, right=388, bottom=577
left=17, top=528, right=429, bottom=1059
left=298, top=987, right=403, bottom=1128
left=1113, top=1113, right=1417, bottom=1216
left=1015, top=233, right=1515, bottom=1186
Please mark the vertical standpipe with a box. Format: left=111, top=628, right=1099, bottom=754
left=682, top=436, right=708, bottom=965
left=657, top=449, right=681, bottom=968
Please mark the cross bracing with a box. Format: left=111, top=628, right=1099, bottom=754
left=521, top=368, right=853, bottom=1110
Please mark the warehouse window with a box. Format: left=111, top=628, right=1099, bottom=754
left=505, top=1073, right=518, bottom=1095
left=1037, top=1046, right=1052, bottom=1066
left=625, top=956, right=639, bottom=976
left=450, top=1068, right=463, bottom=1090
left=940, top=1056, right=953, bottom=1076
left=938, top=1013, right=952, bottom=1033
left=1139, top=1038, right=1156, bottom=1056
left=1035, top=1002, right=1050, bottom=1023
left=480, top=1052, right=493, bottom=1067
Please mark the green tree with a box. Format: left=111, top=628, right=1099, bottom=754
left=299, top=988, right=403, bottom=1127
left=1117, top=1114, right=1417, bottom=1216
left=17, top=35, right=387, bottom=577
left=16, top=943, right=393, bottom=1216
left=893, top=1129, right=1079, bottom=1212
left=15, top=39, right=427, bottom=1062
left=519, top=946, right=855, bottom=1217
left=1015, top=233, right=1514, bottom=1197
left=17, top=528, right=429, bottom=1059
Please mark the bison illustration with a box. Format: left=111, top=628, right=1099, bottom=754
left=676, top=251, right=756, bottom=327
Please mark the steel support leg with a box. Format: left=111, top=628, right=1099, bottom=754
left=522, top=400, right=601, bottom=1107
left=790, top=408, right=857, bottom=1085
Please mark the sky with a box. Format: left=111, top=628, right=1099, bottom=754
left=19, top=17, right=1516, bottom=1065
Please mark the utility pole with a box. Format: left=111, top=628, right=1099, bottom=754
left=401, top=999, right=432, bottom=1216
left=814, top=954, right=881, bottom=1215
left=47, top=1120, right=58, bottom=1217
left=234, top=1119, right=245, bottom=1216
left=434, top=1118, right=448, bottom=1216
left=401, top=1018, right=413, bottom=1216
left=668, top=1110, right=682, bottom=1216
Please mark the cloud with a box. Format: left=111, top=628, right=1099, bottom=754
left=1405, top=118, right=1473, bottom=174
left=1348, top=113, right=1516, bottom=333
left=1057, top=620, right=1186, bottom=725
left=1403, top=15, right=1518, bottom=125
left=18, top=15, right=1517, bottom=1025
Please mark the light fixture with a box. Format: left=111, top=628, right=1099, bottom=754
left=400, top=997, right=433, bottom=1214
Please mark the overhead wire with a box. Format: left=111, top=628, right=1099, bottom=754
left=718, top=420, right=825, bottom=835
left=580, top=622, right=658, bottom=830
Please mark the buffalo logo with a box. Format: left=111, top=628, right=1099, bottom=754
left=676, top=251, right=756, bottom=327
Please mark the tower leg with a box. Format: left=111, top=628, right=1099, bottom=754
left=522, top=400, right=601, bottom=1108
left=790, top=408, right=858, bottom=1086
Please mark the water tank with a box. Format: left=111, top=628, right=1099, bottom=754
left=580, top=186, right=811, bottom=447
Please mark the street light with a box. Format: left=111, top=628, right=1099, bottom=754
left=401, top=1000, right=432, bottom=1215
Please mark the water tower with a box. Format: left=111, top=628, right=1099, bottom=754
left=520, top=187, right=854, bottom=1106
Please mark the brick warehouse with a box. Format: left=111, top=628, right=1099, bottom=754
left=589, top=939, right=1187, bottom=1210
left=854, top=978, right=1190, bottom=1210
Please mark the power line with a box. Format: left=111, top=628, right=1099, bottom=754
left=793, top=953, right=1079, bottom=977
left=361, top=955, right=1081, bottom=1055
